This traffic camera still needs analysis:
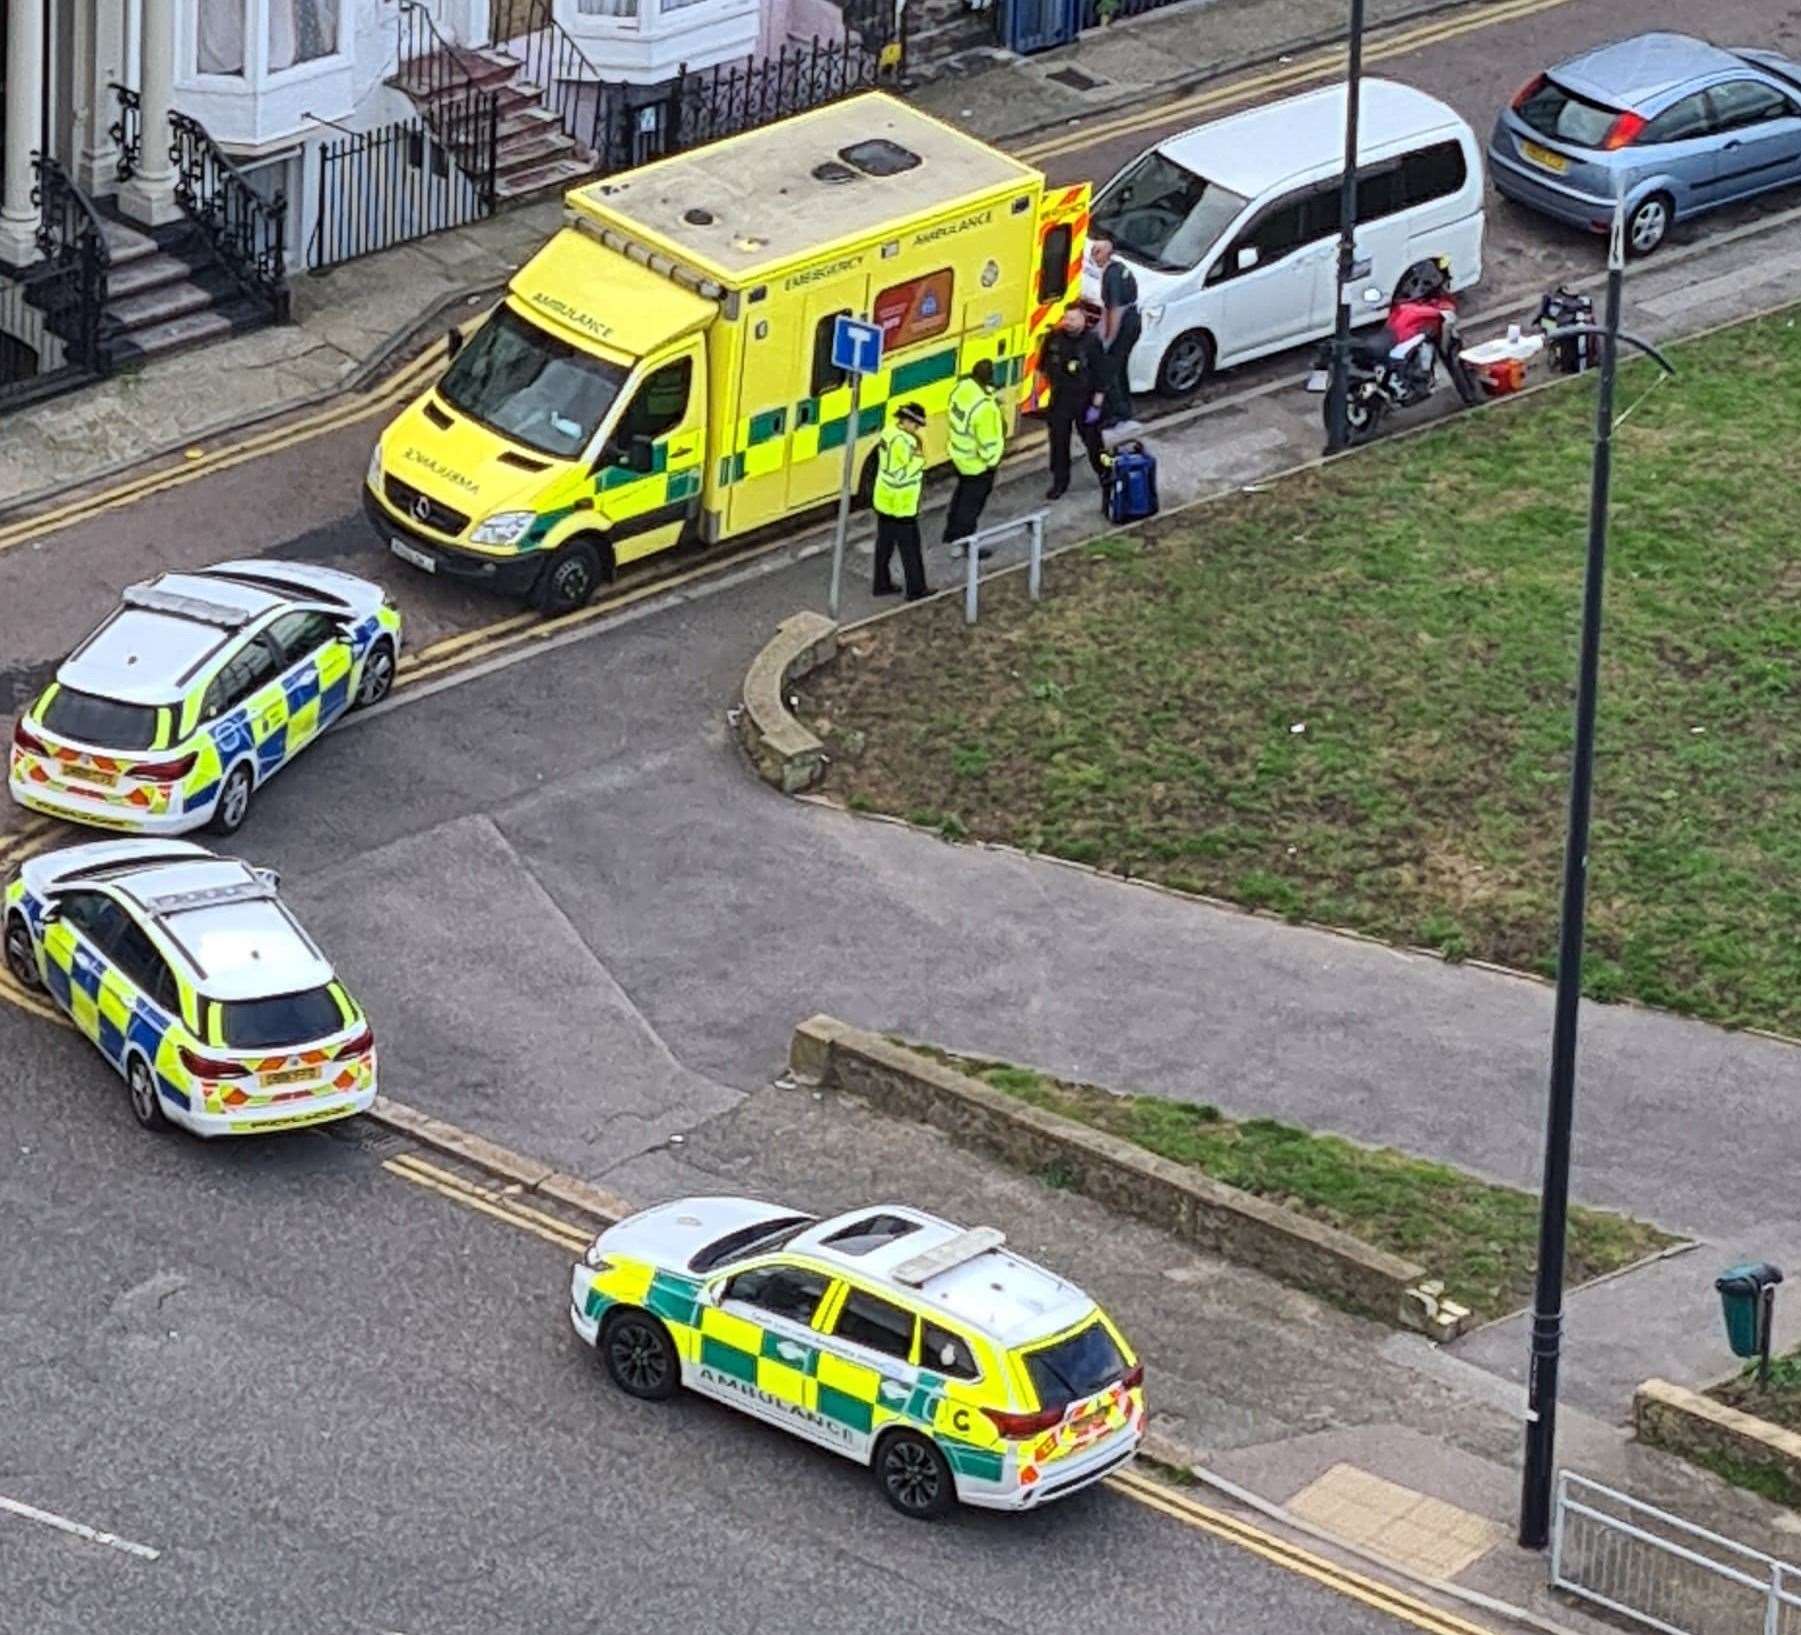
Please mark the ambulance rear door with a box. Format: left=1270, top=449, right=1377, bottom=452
left=1023, top=182, right=1091, bottom=412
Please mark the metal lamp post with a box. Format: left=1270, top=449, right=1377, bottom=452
left=1517, top=203, right=1676, bottom=1551
left=1324, top=0, right=1367, bottom=454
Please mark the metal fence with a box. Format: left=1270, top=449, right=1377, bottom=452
left=0, top=156, right=112, bottom=413
left=960, top=511, right=1049, bottom=625
left=1553, top=1472, right=1801, bottom=1635
left=309, top=96, right=497, bottom=271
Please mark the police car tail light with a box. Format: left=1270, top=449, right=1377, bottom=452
left=981, top=1404, right=1065, bottom=1441
left=11, top=720, right=47, bottom=756
left=129, top=751, right=197, bottom=784
left=333, top=1024, right=375, bottom=1060
left=179, top=1045, right=249, bottom=1080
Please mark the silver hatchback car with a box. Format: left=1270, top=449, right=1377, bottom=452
left=1489, top=32, right=1801, bottom=255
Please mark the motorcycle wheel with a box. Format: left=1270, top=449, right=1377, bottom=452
left=1342, top=389, right=1387, bottom=446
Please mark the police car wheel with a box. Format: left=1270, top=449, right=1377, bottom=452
left=354, top=639, right=396, bottom=709
left=1156, top=330, right=1214, bottom=398
left=126, top=1055, right=169, bottom=1133
left=601, top=1309, right=679, bottom=1401
left=535, top=542, right=603, bottom=615
left=4, top=914, right=41, bottom=989
left=208, top=765, right=254, bottom=837
left=876, top=1431, right=954, bottom=1520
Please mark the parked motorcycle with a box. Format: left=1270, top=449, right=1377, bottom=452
left=1318, top=260, right=1482, bottom=444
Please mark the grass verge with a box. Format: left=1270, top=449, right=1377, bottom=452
left=802, top=312, right=1801, bottom=1034
left=1710, top=1350, right=1801, bottom=1438
left=909, top=1045, right=1675, bottom=1322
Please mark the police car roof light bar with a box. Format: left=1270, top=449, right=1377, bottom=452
left=142, top=878, right=280, bottom=916
left=892, top=1226, right=1007, bottom=1287
left=123, top=583, right=255, bottom=630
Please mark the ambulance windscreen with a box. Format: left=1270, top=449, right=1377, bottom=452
left=439, top=306, right=629, bottom=460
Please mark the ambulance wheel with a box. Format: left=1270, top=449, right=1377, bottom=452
left=875, top=1430, right=955, bottom=1520
left=207, top=763, right=254, bottom=837
left=126, top=1053, right=170, bottom=1133
left=1156, top=330, right=1214, bottom=397
left=600, top=1308, right=679, bottom=1401
left=534, top=540, right=605, bottom=616
left=5, top=912, right=41, bottom=989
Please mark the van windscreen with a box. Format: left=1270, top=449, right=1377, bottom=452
left=440, top=305, right=630, bottom=460
left=1092, top=152, right=1249, bottom=273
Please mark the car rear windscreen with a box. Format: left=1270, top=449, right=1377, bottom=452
left=1516, top=78, right=1622, bottom=147
left=40, top=687, right=158, bottom=751
left=218, top=987, right=344, bottom=1050
left=1024, top=1318, right=1127, bottom=1411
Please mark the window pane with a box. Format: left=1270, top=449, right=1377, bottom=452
left=110, top=921, right=167, bottom=994
left=1402, top=141, right=1467, bottom=207
left=833, top=1289, right=915, bottom=1360
left=1712, top=81, right=1789, bottom=131
left=1642, top=93, right=1713, bottom=144
left=439, top=306, right=630, bottom=460
left=810, top=311, right=848, bottom=398
left=873, top=269, right=953, bottom=352
left=1091, top=150, right=1248, bottom=271
left=922, top=1323, right=979, bottom=1381
left=218, top=986, right=345, bottom=1049
left=40, top=687, right=158, bottom=751
left=269, top=0, right=338, bottom=71
left=1023, top=1319, right=1126, bottom=1411
left=725, top=1266, right=829, bottom=1324
left=617, top=358, right=692, bottom=446
left=1037, top=224, right=1072, bottom=302
left=1355, top=164, right=1404, bottom=225
left=198, top=0, right=245, bottom=75
left=575, top=0, right=638, bottom=13
left=1249, top=199, right=1305, bottom=259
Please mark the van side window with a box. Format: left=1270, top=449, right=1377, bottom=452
left=811, top=311, right=849, bottom=397
left=616, top=356, right=692, bottom=448
left=1401, top=141, right=1467, bottom=208
left=1037, top=224, right=1072, bottom=302
left=1355, top=162, right=1404, bottom=225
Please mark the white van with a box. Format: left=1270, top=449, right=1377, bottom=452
left=1086, top=78, right=1485, bottom=396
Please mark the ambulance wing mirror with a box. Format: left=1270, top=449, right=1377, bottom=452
left=619, top=436, right=656, bottom=474
left=443, top=326, right=464, bottom=363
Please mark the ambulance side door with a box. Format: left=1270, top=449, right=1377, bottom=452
left=590, top=337, right=706, bottom=569
left=786, top=272, right=875, bottom=514
left=812, top=1280, right=921, bottom=1465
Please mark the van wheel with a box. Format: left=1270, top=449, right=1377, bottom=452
left=876, top=1430, right=955, bottom=1519
left=1626, top=194, right=1672, bottom=258
left=127, top=1054, right=170, bottom=1133
left=1156, top=331, right=1214, bottom=397
left=207, top=764, right=254, bottom=837
left=534, top=541, right=605, bottom=616
left=600, top=1309, right=679, bottom=1401
left=1393, top=260, right=1446, bottom=303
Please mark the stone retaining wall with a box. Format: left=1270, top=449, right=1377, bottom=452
left=1635, top=1378, right=1801, bottom=1505
left=737, top=612, right=840, bottom=793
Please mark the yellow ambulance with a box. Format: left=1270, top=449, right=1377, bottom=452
left=363, top=93, right=1090, bottom=612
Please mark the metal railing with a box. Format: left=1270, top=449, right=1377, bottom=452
left=396, top=0, right=506, bottom=199
left=1552, top=1472, right=1801, bottom=1635
left=27, top=154, right=111, bottom=376
left=487, top=0, right=607, bottom=158
left=960, top=511, right=1048, bottom=625
left=308, top=102, right=496, bottom=270
left=109, top=82, right=142, bottom=181
left=168, top=110, right=290, bottom=321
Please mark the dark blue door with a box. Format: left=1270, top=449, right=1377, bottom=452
left=997, top=0, right=1082, bottom=55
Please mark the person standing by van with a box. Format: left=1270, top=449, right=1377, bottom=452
left=944, top=359, right=1005, bottom=561
left=1090, top=232, right=1140, bottom=425
left=872, top=402, right=931, bottom=601
left=1039, top=307, right=1108, bottom=501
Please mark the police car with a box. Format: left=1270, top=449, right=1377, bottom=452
left=3, top=839, right=377, bottom=1136
left=570, top=1198, right=1144, bottom=1519
left=8, top=561, right=402, bottom=837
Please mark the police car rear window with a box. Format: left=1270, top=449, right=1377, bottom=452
left=217, top=986, right=343, bottom=1050
left=40, top=687, right=158, bottom=751
left=688, top=1215, right=814, bottom=1274
left=1024, top=1319, right=1125, bottom=1411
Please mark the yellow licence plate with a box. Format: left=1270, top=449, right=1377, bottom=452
left=74, top=768, right=118, bottom=787
left=1521, top=140, right=1568, bottom=175
left=262, top=1066, right=314, bottom=1086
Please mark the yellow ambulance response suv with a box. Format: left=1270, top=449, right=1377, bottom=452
left=364, top=94, right=1090, bottom=612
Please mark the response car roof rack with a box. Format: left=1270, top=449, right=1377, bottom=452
left=122, top=581, right=255, bottom=630
left=892, top=1226, right=1006, bottom=1288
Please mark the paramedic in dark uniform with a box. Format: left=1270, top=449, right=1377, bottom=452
left=1091, top=231, right=1141, bottom=425
left=1038, top=306, right=1107, bottom=501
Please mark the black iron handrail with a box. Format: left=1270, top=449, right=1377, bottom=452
left=489, top=0, right=608, bottom=156
left=168, top=111, right=291, bottom=323
left=109, top=82, right=143, bottom=181
left=29, top=153, right=112, bottom=375
left=397, top=0, right=503, bottom=202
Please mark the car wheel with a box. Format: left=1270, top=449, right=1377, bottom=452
left=353, top=638, right=396, bottom=709
left=207, top=763, right=254, bottom=837
left=534, top=541, right=603, bottom=616
left=600, top=1309, right=679, bottom=1401
left=1627, top=194, right=1672, bottom=258
left=875, top=1430, right=955, bottom=1521
left=1156, top=330, right=1214, bottom=398
left=4, top=913, right=41, bottom=989
left=126, top=1054, right=170, bottom=1133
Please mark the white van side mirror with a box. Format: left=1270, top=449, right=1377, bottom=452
left=1236, top=246, right=1260, bottom=272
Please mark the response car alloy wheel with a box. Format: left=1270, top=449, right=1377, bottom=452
left=602, top=1311, right=678, bottom=1401
left=127, top=1056, right=169, bottom=1133
left=4, top=915, right=41, bottom=988
left=354, top=641, right=396, bottom=709
left=876, top=1431, right=954, bottom=1521
left=209, top=765, right=253, bottom=837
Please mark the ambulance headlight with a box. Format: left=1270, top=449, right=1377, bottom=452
left=366, top=443, right=384, bottom=490
left=470, top=510, right=535, bottom=545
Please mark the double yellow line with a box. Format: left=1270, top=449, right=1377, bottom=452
left=387, top=1142, right=1499, bottom=1635
left=1017, top=0, right=1576, bottom=165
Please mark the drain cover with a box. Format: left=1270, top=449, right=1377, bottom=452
left=1047, top=67, right=1105, bottom=91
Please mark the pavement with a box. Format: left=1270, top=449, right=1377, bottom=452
left=4, top=0, right=1801, bottom=1624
